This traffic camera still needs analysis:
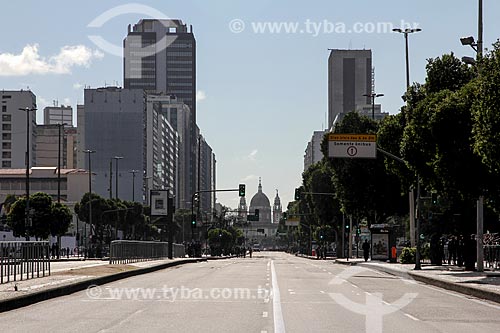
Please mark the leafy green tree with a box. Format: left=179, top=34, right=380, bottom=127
left=472, top=42, right=500, bottom=211
left=7, top=193, right=61, bottom=239
left=50, top=202, right=72, bottom=237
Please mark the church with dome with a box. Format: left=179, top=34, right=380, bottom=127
left=238, top=178, right=281, bottom=247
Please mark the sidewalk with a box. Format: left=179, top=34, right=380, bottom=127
left=0, top=256, right=214, bottom=312
left=335, top=258, right=500, bottom=304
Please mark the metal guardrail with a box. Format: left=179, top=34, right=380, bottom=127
left=109, top=240, right=186, bottom=264
left=484, top=244, right=500, bottom=269
left=1, top=241, right=51, bottom=284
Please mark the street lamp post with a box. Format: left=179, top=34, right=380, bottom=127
left=460, top=0, right=484, bottom=272
left=392, top=28, right=422, bottom=89
left=83, top=149, right=96, bottom=254
left=129, top=170, right=139, bottom=201
left=393, top=26, right=422, bottom=270
left=143, top=176, right=152, bottom=206
left=19, top=107, right=36, bottom=239
left=112, top=156, right=124, bottom=200
left=362, top=93, right=384, bottom=120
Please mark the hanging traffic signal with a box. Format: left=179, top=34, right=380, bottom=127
left=294, top=188, right=301, bottom=201
left=431, top=193, right=438, bottom=205
left=239, top=184, right=246, bottom=197
left=255, top=209, right=260, bottom=219
left=283, top=212, right=287, bottom=220
left=191, top=214, right=196, bottom=228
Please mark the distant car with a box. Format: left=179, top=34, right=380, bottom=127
left=252, top=244, right=261, bottom=252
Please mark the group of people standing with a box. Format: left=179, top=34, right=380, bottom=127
left=445, top=235, right=475, bottom=268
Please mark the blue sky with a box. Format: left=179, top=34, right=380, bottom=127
left=1, top=0, right=499, bottom=208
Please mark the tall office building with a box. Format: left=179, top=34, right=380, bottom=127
left=82, top=87, right=180, bottom=203
left=304, top=130, right=327, bottom=171
left=328, top=49, right=373, bottom=128
left=124, top=19, right=197, bottom=201
left=124, top=19, right=196, bottom=121
left=0, top=90, right=37, bottom=169
left=198, top=135, right=216, bottom=216
left=35, top=125, right=77, bottom=168
left=43, top=105, right=73, bottom=125
left=83, top=87, right=146, bottom=201
left=145, top=93, right=188, bottom=208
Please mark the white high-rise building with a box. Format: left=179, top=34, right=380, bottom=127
left=304, top=130, right=327, bottom=171
left=0, top=90, right=37, bottom=169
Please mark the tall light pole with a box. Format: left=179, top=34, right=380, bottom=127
left=83, top=149, right=96, bottom=250
left=392, top=28, right=422, bottom=89
left=19, top=107, right=36, bottom=239
left=129, top=170, right=138, bottom=201
left=362, top=93, right=384, bottom=120
left=112, top=156, right=123, bottom=200
left=460, top=0, right=484, bottom=272
left=143, top=175, right=152, bottom=206
left=393, top=26, right=422, bottom=270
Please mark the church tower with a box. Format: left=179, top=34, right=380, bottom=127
left=273, top=190, right=282, bottom=224
left=238, top=195, right=247, bottom=221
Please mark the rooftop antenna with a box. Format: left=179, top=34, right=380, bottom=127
left=348, top=40, right=352, bottom=50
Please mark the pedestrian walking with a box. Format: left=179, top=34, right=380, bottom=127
left=362, top=239, right=370, bottom=262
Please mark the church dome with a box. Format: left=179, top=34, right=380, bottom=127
left=250, top=192, right=271, bottom=208
left=250, top=178, right=270, bottom=207
left=248, top=178, right=272, bottom=223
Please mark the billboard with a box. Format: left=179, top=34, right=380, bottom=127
left=150, top=190, right=169, bottom=216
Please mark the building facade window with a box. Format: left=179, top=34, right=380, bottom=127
left=2, top=124, right=11, bottom=131
left=2, top=161, right=11, bottom=167
left=2, top=114, right=11, bottom=121
left=2, top=133, right=11, bottom=140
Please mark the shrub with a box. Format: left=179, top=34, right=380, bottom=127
left=399, top=247, right=416, bottom=264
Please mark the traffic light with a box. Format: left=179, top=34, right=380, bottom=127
left=255, top=209, right=260, bottom=219
left=431, top=193, right=438, bottom=205
left=191, top=214, right=196, bottom=228
left=283, top=212, right=287, bottom=220
left=294, top=188, right=301, bottom=201
left=239, top=184, right=246, bottom=197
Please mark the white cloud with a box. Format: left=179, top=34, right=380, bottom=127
left=241, top=174, right=259, bottom=183
left=73, top=82, right=83, bottom=90
left=0, top=44, right=104, bottom=76
left=246, top=149, right=258, bottom=161
left=63, top=98, right=71, bottom=105
left=196, top=90, right=207, bottom=101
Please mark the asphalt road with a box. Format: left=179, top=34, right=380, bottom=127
left=1, top=252, right=500, bottom=332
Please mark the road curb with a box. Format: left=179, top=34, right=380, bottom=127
left=0, top=258, right=206, bottom=313
left=356, top=262, right=500, bottom=305
left=334, top=259, right=364, bottom=266
left=407, top=271, right=500, bottom=304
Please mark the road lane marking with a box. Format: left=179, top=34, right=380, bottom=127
left=263, top=311, right=268, bottom=318
left=271, top=260, right=286, bottom=333
left=404, top=313, right=419, bottom=321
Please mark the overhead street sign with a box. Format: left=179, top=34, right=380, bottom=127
left=328, top=134, right=377, bottom=159
left=285, top=218, right=300, bottom=227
